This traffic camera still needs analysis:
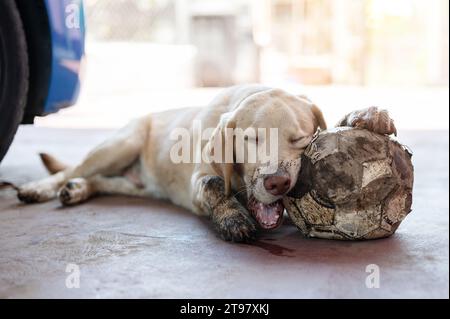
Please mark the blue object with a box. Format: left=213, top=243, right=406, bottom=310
left=43, top=0, right=86, bottom=114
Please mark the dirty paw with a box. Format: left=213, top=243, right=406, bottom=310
left=18, top=184, right=56, bottom=204
left=18, top=189, right=42, bottom=204
left=212, top=206, right=257, bottom=243
left=58, top=178, right=91, bottom=206
left=349, top=106, right=397, bottom=136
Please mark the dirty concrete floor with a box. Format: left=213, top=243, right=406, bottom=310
left=0, top=126, right=448, bottom=299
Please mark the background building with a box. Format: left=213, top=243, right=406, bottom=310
left=84, top=0, right=449, bottom=87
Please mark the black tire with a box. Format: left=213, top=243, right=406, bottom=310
left=0, top=0, right=29, bottom=162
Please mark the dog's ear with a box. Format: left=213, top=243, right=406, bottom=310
left=206, top=113, right=236, bottom=197
left=311, top=104, right=327, bottom=131
left=297, top=95, right=327, bottom=132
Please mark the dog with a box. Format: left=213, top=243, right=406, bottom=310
left=17, top=85, right=397, bottom=242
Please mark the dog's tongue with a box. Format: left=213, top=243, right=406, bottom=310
left=250, top=200, right=284, bottom=230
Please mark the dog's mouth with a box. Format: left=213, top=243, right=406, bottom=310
left=248, top=196, right=284, bottom=230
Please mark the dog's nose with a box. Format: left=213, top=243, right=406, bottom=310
left=264, top=174, right=291, bottom=196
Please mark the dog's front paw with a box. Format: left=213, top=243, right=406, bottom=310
left=347, top=106, right=397, bottom=136
left=212, top=203, right=257, bottom=243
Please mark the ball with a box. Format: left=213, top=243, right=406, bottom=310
left=284, top=127, right=414, bottom=240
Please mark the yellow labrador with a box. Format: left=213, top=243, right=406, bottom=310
left=17, top=85, right=396, bottom=242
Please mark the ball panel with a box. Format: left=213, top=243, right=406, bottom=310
left=361, top=159, right=392, bottom=188
left=335, top=128, right=390, bottom=163
left=312, top=151, right=362, bottom=205
left=334, top=206, right=382, bottom=238
left=363, top=227, right=395, bottom=240
left=305, top=130, right=341, bottom=164
left=298, top=192, right=334, bottom=226
left=390, top=141, right=414, bottom=188
left=382, top=188, right=412, bottom=227
left=360, top=159, right=398, bottom=204
left=283, top=198, right=309, bottom=235
left=308, top=228, right=346, bottom=240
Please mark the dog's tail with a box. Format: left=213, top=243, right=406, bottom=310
left=39, top=153, right=69, bottom=174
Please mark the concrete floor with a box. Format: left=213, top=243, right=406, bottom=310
left=0, top=126, right=448, bottom=298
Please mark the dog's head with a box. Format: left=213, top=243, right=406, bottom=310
left=207, top=89, right=326, bottom=229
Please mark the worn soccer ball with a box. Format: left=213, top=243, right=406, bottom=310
left=284, top=127, right=414, bottom=240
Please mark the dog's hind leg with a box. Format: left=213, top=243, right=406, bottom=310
left=58, top=175, right=148, bottom=206
left=18, top=170, right=68, bottom=203
left=71, top=116, right=150, bottom=178
left=18, top=116, right=151, bottom=204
